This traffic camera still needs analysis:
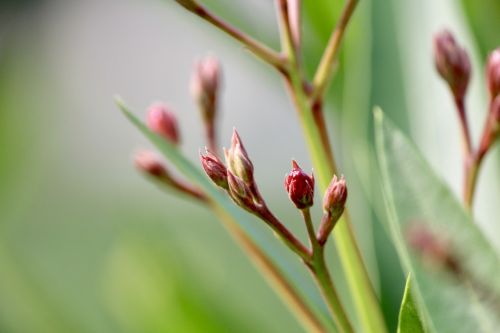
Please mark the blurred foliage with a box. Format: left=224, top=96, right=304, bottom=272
left=461, top=0, right=500, bottom=58
left=376, top=110, right=500, bottom=332
left=0, top=0, right=498, bottom=332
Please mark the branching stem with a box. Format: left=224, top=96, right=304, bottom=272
left=185, top=3, right=285, bottom=70
left=311, top=0, right=358, bottom=103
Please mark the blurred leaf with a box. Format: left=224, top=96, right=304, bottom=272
left=460, top=0, right=500, bottom=58
left=104, top=236, right=252, bottom=333
left=397, top=276, right=425, bottom=333
left=375, top=108, right=500, bottom=332
left=117, top=99, right=336, bottom=332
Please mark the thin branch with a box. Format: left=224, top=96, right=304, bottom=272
left=463, top=100, right=499, bottom=208
left=455, top=97, right=473, bottom=159
left=311, top=0, right=358, bottom=102
left=301, top=209, right=354, bottom=333
left=256, top=205, right=311, bottom=261
left=179, top=2, right=285, bottom=70
left=276, top=0, right=298, bottom=61
left=212, top=207, right=327, bottom=333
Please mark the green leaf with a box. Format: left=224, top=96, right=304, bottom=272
left=375, top=108, right=500, bottom=333
left=116, top=98, right=336, bottom=332
left=397, top=276, right=425, bottom=333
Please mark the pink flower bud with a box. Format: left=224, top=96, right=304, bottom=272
left=433, top=30, right=471, bottom=101
left=200, top=149, right=228, bottom=189
left=225, top=129, right=254, bottom=183
left=191, top=57, right=221, bottom=123
left=146, top=103, right=180, bottom=145
left=134, top=150, right=168, bottom=178
left=284, top=160, right=314, bottom=209
left=487, top=48, right=500, bottom=99
left=323, top=175, right=347, bottom=216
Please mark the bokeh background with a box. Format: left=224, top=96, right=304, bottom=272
left=0, top=0, right=499, bottom=332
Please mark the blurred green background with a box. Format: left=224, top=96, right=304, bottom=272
left=0, top=0, right=498, bottom=332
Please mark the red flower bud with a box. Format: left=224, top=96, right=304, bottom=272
left=433, top=30, right=471, bottom=101
left=225, top=129, right=254, bottom=183
left=191, top=57, right=221, bottom=123
left=323, top=175, right=347, bottom=216
left=134, top=150, right=168, bottom=178
left=200, top=149, right=228, bottom=189
left=284, top=160, right=314, bottom=209
left=146, top=103, right=180, bottom=145
left=487, top=48, right=500, bottom=99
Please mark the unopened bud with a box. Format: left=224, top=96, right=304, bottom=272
left=487, top=48, right=500, bottom=99
left=146, top=103, right=180, bottom=145
left=433, top=30, right=471, bottom=101
left=200, top=149, right=228, bottom=189
left=134, top=150, right=168, bottom=178
left=323, top=175, right=347, bottom=216
left=284, top=160, right=314, bottom=209
left=225, top=129, right=254, bottom=183
left=227, top=170, right=254, bottom=209
left=191, top=57, right=221, bottom=123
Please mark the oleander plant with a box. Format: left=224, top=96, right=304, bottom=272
left=118, top=1, right=500, bottom=332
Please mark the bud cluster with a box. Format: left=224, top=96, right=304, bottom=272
left=433, top=30, right=500, bottom=196
left=200, top=129, right=263, bottom=212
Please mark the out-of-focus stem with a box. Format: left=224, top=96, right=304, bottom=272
left=463, top=100, right=499, bottom=209
left=454, top=97, right=472, bottom=159
left=311, top=0, right=358, bottom=103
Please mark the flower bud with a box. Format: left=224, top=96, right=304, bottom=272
left=323, top=175, right=347, bottom=216
left=433, top=30, right=471, bottom=101
left=225, top=129, right=254, bottom=183
left=284, top=160, right=314, bottom=209
left=146, top=103, right=180, bottom=145
left=134, top=150, right=168, bottom=178
left=227, top=170, right=254, bottom=209
left=191, top=57, right=221, bottom=123
left=487, top=48, right=500, bottom=99
left=200, top=149, right=228, bottom=189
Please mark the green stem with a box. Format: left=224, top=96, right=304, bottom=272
left=302, top=209, right=353, bottom=333
left=311, top=0, right=359, bottom=103
left=286, top=65, right=387, bottom=333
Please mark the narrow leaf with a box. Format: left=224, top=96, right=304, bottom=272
left=397, top=276, right=426, bottom=333
left=375, top=108, right=500, bottom=333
